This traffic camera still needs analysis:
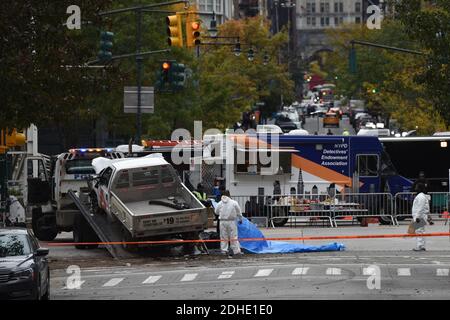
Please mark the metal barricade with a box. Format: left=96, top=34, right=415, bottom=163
left=334, top=192, right=396, bottom=226
left=394, top=192, right=450, bottom=224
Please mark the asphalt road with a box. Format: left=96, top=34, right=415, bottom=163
left=47, top=223, right=450, bottom=300
left=50, top=251, right=450, bottom=300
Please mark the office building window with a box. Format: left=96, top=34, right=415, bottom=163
left=199, top=0, right=207, bottom=11
left=312, top=17, right=316, bottom=26
left=206, top=0, right=214, bottom=12
left=355, top=2, right=361, bottom=13
left=355, top=17, right=361, bottom=24
left=334, top=17, right=339, bottom=25
left=307, top=17, right=311, bottom=25
left=334, top=1, right=343, bottom=13
left=216, top=0, right=221, bottom=13
left=321, top=16, right=330, bottom=26
left=320, top=2, right=330, bottom=13
left=307, top=2, right=316, bottom=13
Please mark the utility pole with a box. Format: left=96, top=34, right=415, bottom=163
left=136, top=9, right=143, bottom=143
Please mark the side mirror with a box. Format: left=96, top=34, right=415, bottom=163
left=36, top=248, right=49, bottom=256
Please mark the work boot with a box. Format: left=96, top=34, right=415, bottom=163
left=413, top=247, right=426, bottom=252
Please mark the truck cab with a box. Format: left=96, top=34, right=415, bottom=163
left=27, top=148, right=123, bottom=241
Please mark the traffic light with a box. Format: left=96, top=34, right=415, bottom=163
left=98, top=31, right=114, bottom=62
left=170, top=62, right=186, bottom=91
left=166, top=14, right=183, bottom=47
left=0, top=129, right=26, bottom=154
left=349, top=47, right=357, bottom=73
left=186, top=16, right=201, bottom=48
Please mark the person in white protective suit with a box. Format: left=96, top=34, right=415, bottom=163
left=412, top=183, right=430, bottom=251
left=214, top=190, right=244, bottom=256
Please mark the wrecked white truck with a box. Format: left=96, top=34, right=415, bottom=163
left=69, top=155, right=208, bottom=256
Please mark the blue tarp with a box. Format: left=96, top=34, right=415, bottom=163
left=237, top=217, right=345, bottom=254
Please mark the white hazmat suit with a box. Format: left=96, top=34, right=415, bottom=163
left=412, top=192, right=430, bottom=250
left=215, top=195, right=243, bottom=255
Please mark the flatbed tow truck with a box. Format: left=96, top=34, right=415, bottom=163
left=68, top=155, right=208, bottom=259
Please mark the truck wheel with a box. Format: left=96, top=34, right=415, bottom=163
left=73, top=214, right=99, bottom=250
left=271, top=218, right=288, bottom=227
left=121, top=228, right=137, bottom=252
left=32, top=209, right=58, bottom=241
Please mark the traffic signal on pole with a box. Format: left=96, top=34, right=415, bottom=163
left=170, top=62, right=186, bottom=91
left=166, top=14, right=183, bottom=47
left=186, top=16, right=201, bottom=48
left=1, top=129, right=26, bottom=153
left=349, top=47, right=357, bottom=73
left=98, top=31, right=114, bottom=62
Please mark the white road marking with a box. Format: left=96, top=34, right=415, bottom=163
left=254, top=269, right=274, bottom=277
left=326, top=268, right=341, bottom=275
left=363, top=267, right=377, bottom=276
left=292, top=267, right=309, bottom=275
left=218, top=271, right=235, bottom=279
left=397, top=268, right=411, bottom=276
left=143, top=275, right=162, bottom=284
left=102, top=278, right=124, bottom=287
left=436, top=269, right=449, bottom=277
left=62, top=280, right=85, bottom=290
left=180, top=273, right=198, bottom=282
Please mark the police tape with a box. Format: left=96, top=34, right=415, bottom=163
left=44, top=232, right=450, bottom=247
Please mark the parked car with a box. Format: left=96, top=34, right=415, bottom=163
left=323, top=112, right=340, bottom=128
left=0, top=228, right=50, bottom=300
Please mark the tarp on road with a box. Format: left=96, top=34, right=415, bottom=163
left=237, top=217, right=345, bottom=254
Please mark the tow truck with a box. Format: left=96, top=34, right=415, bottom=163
left=24, top=148, right=124, bottom=241
left=67, top=154, right=208, bottom=257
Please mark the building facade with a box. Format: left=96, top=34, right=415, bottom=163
left=295, top=0, right=365, bottom=59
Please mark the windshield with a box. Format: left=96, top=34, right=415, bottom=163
left=66, top=159, right=95, bottom=174
left=0, top=234, right=32, bottom=257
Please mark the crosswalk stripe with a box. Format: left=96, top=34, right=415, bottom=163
left=143, top=275, right=162, bottom=284
left=436, top=269, right=449, bottom=276
left=326, top=268, right=341, bottom=275
left=102, top=278, right=124, bottom=287
left=218, top=271, right=235, bottom=279
left=254, top=269, right=274, bottom=277
left=397, top=268, right=411, bottom=276
left=181, top=273, right=198, bottom=282
left=292, top=267, right=309, bottom=275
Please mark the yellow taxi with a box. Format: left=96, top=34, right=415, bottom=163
left=323, top=112, right=340, bottom=128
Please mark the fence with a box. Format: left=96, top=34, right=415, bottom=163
left=395, top=192, right=450, bottom=224
left=233, top=193, right=395, bottom=227
left=231, top=192, right=450, bottom=228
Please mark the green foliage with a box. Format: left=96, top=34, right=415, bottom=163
left=323, top=19, right=447, bottom=134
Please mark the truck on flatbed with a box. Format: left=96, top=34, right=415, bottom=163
left=74, top=155, right=208, bottom=253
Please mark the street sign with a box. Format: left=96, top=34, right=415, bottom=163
left=124, top=86, right=154, bottom=114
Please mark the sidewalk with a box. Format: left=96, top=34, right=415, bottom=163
left=258, top=223, right=450, bottom=251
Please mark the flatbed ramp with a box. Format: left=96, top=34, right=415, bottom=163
left=68, top=190, right=137, bottom=260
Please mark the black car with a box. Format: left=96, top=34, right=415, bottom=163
left=274, top=115, right=298, bottom=133
left=0, top=228, right=50, bottom=300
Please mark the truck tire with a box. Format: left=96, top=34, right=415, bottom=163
left=271, top=218, right=289, bottom=227
left=32, top=209, right=58, bottom=241
left=73, top=214, right=99, bottom=250
left=121, top=228, right=138, bottom=252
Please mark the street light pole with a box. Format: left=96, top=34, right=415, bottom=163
left=136, top=9, right=143, bottom=143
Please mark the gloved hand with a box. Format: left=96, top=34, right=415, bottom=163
left=238, top=220, right=243, bottom=225
left=416, top=218, right=421, bottom=223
